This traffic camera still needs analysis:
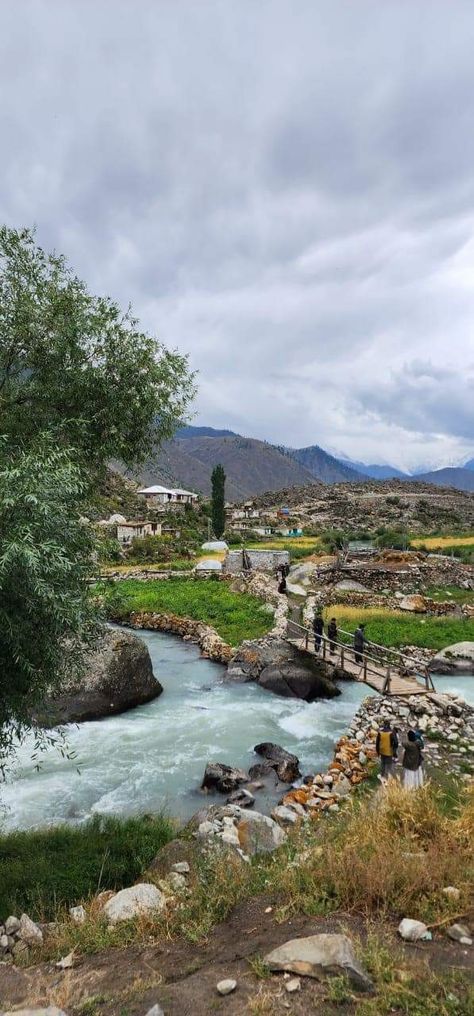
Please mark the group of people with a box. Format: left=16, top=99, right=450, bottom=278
left=312, top=613, right=367, bottom=663
left=376, top=719, right=424, bottom=789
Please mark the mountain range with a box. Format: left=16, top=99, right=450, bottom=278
left=125, top=425, right=474, bottom=499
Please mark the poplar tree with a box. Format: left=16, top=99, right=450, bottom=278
left=211, top=464, right=226, bottom=538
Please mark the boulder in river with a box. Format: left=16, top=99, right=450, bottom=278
left=254, top=742, right=301, bottom=782
left=430, top=641, right=474, bottom=673
left=201, top=761, right=249, bottom=793
left=34, top=628, right=162, bottom=725
left=227, top=638, right=340, bottom=701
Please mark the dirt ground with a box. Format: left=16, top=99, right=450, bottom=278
left=2, top=899, right=473, bottom=1016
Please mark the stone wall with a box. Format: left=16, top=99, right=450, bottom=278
left=223, top=549, right=290, bottom=574
left=127, top=612, right=233, bottom=662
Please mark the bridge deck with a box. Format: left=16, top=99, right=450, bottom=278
left=286, top=628, right=433, bottom=697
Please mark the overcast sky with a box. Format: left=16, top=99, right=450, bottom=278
left=1, top=0, right=474, bottom=470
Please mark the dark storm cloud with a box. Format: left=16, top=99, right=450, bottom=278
left=0, top=0, right=473, bottom=468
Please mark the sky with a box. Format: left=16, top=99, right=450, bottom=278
left=1, top=1, right=474, bottom=472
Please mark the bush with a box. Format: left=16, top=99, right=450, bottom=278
left=0, top=813, right=173, bottom=920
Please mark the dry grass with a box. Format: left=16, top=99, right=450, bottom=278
left=411, top=534, right=474, bottom=549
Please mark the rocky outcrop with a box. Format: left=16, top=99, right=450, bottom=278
left=430, top=642, right=474, bottom=673
left=35, top=629, right=162, bottom=726
left=192, top=803, right=287, bottom=858
left=254, top=742, right=300, bottom=782
left=227, top=638, right=341, bottom=701
left=127, top=611, right=233, bottom=662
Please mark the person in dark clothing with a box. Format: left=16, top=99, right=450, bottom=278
left=375, top=720, right=398, bottom=780
left=402, top=729, right=424, bottom=789
left=278, top=575, right=287, bottom=595
left=327, top=617, right=337, bottom=654
left=353, top=623, right=365, bottom=663
left=313, top=613, right=324, bottom=652
left=283, top=563, right=290, bottom=577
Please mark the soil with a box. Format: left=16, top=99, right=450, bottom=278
left=2, top=899, right=472, bottom=1016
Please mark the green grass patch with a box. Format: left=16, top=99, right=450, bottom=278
left=0, top=813, right=173, bottom=920
left=425, top=585, right=474, bottom=604
left=323, top=604, right=474, bottom=651
left=97, top=578, right=273, bottom=646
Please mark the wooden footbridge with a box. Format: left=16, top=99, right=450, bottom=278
left=286, top=620, right=436, bottom=697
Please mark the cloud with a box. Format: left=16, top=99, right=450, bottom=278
left=0, top=0, right=473, bottom=468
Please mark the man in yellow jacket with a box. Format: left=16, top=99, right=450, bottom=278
left=375, top=720, right=399, bottom=780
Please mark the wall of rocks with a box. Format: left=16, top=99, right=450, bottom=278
left=127, top=612, right=233, bottom=662
left=223, top=549, right=290, bottom=574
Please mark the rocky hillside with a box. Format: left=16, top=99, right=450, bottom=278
left=284, top=443, right=365, bottom=483
left=414, top=466, right=474, bottom=492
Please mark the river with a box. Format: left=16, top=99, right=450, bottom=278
left=1, top=629, right=473, bottom=832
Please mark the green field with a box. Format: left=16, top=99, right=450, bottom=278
left=323, top=604, right=474, bottom=652
left=426, top=585, right=474, bottom=605
left=99, top=578, right=273, bottom=646
left=0, top=814, right=173, bottom=920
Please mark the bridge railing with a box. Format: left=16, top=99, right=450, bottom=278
left=286, top=619, right=435, bottom=693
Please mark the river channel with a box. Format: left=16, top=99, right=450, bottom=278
left=2, top=628, right=473, bottom=831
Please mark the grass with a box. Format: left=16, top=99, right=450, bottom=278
left=0, top=813, right=173, bottom=920
left=426, top=585, right=474, bottom=604
left=243, top=536, right=321, bottom=562
left=97, top=578, right=273, bottom=646
left=411, top=534, right=474, bottom=549
left=100, top=559, right=194, bottom=573
left=323, top=604, right=474, bottom=651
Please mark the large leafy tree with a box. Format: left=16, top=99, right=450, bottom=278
left=0, top=226, right=195, bottom=468
left=211, top=463, right=226, bottom=538
left=0, top=441, right=98, bottom=767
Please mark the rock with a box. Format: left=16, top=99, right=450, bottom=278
left=5, top=916, right=20, bottom=935
left=0, top=933, right=9, bottom=949
left=146, top=839, right=197, bottom=879
left=171, top=861, right=190, bottom=874
left=272, top=805, right=299, bottom=826
left=399, top=595, right=427, bottom=613
left=442, top=886, right=460, bottom=900
left=33, top=629, right=163, bottom=725
left=201, top=761, right=249, bottom=793
left=192, top=804, right=287, bottom=857
left=264, top=933, right=373, bottom=992
left=103, top=883, right=166, bottom=924
left=144, top=1007, right=165, bottom=1016
left=227, top=638, right=340, bottom=701
left=254, top=742, right=301, bottom=782
left=227, top=788, right=255, bottom=807
left=430, top=642, right=474, bottom=674
left=56, top=948, right=76, bottom=969
left=333, top=776, right=352, bottom=798
left=334, top=580, right=370, bottom=592
left=285, top=977, right=301, bottom=993
left=3, top=1010, right=67, bottom=1016
left=217, top=979, right=237, bottom=995
left=69, top=905, right=86, bottom=924
left=18, top=913, right=43, bottom=946
left=447, top=923, right=472, bottom=945
left=398, top=918, right=430, bottom=942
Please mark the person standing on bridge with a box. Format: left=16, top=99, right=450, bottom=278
left=376, top=720, right=398, bottom=781
left=313, top=612, right=324, bottom=652
left=354, top=623, right=366, bottom=664
left=328, top=617, right=338, bottom=654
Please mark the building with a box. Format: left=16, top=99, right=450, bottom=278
left=116, top=521, right=162, bottom=546
left=138, top=485, right=198, bottom=507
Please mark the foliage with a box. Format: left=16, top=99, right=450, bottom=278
left=375, top=528, right=409, bottom=550
left=0, top=226, right=195, bottom=470
left=211, top=463, right=226, bottom=538
left=98, top=577, right=272, bottom=645
left=0, top=813, right=173, bottom=919
left=319, top=528, right=346, bottom=552
left=0, top=441, right=98, bottom=767
left=323, top=604, right=474, bottom=651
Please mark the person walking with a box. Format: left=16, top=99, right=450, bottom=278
left=313, top=613, right=324, bottom=652
left=327, top=617, right=338, bottom=654
left=375, top=720, right=398, bottom=781
left=278, top=574, right=287, bottom=595
left=402, top=730, right=424, bottom=789
left=353, top=623, right=366, bottom=663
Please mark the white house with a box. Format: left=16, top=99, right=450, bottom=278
left=116, top=521, right=162, bottom=546
left=138, top=484, right=198, bottom=507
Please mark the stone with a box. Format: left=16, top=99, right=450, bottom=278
left=33, top=629, right=163, bottom=725
left=3, top=1010, right=68, bottom=1016
left=399, top=595, right=427, bottom=613
left=430, top=642, right=474, bottom=674
left=226, top=788, right=255, bottom=807
left=227, top=638, right=340, bottom=701
left=5, top=915, right=20, bottom=935
left=201, top=761, right=249, bottom=793
left=333, top=776, right=351, bottom=798
left=0, top=934, right=9, bottom=949
left=447, top=923, right=472, bottom=945
left=264, top=933, right=373, bottom=991
left=69, top=905, right=86, bottom=924
left=103, top=883, right=166, bottom=924
left=442, top=886, right=460, bottom=900
left=217, top=979, right=237, bottom=995
left=144, top=1006, right=165, bottom=1016
left=171, top=861, right=190, bottom=874
left=285, top=977, right=301, bottom=992
left=272, top=805, right=298, bottom=826
left=398, top=918, right=430, bottom=942
left=166, top=872, right=187, bottom=892
left=254, top=742, right=301, bottom=782
left=18, top=913, right=43, bottom=946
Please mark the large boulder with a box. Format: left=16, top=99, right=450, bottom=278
left=398, top=595, right=427, bottom=613
left=103, top=883, right=166, bottom=924
left=193, top=804, right=287, bottom=857
left=254, top=742, right=300, bottom=782
left=430, top=642, right=474, bottom=674
left=201, top=761, right=249, bottom=793
left=264, top=933, right=373, bottom=992
left=227, top=638, right=340, bottom=701
left=35, top=628, right=162, bottom=725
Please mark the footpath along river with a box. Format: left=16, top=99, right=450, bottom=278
left=2, top=628, right=473, bottom=831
